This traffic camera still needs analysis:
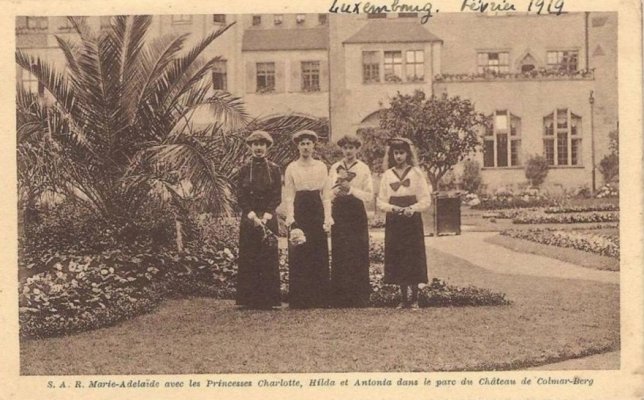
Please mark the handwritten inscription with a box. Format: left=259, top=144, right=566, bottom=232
left=328, top=0, right=566, bottom=23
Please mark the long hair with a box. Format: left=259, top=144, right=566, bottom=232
left=382, top=141, right=420, bottom=171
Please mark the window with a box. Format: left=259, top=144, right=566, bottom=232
left=171, top=15, right=193, bottom=24
left=405, top=50, right=424, bottom=82
left=273, top=14, right=283, bottom=25
left=543, top=109, right=582, bottom=166
left=20, top=68, right=44, bottom=96
left=384, top=51, right=402, bottom=82
left=477, top=51, right=509, bottom=74
left=318, top=14, right=327, bottom=25
left=301, top=61, right=320, bottom=92
left=256, top=62, right=275, bottom=93
left=296, top=14, right=306, bottom=24
left=212, top=60, right=227, bottom=91
left=483, top=110, right=522, bottom=168
left=252, top=15, right=261, bottom=26
left=546, top=50, right=578, bottom=73
left=26, top=17, right=48, bottom=30
left=362, top=51, right=380, bottom=83
left=398, top=12, right=418, bottom=17
left=367, top=13, right=387, bottom=19
left=213, top=14, right=226, bottom=23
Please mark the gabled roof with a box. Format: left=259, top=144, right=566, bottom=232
left=242, top=28, right=328, bottom=51
left=344, top=20, right=442, bottom=44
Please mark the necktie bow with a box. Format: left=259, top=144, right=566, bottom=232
left=390, top=178, right=410, bottom=191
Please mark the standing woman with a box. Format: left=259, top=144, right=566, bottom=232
left=377, top=137, right=431, bottom=309
left=284, top=130, right=333, bottom=309
left=328, top=134, right=373, bottom=307
left=236, top=130, right=282, bottom=309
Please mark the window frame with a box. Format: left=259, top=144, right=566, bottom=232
left=256, top=62, right=276, bottom=93
left=477, top=51, right=510, bottom=74
left=318, top=14, right=328, bottom=25
left=26, top=16, right=48, bottom=30
left=212, top=60, right=227, bottom=91
left=171, top=15, right=193, bottom=25
left=483, top=110, right=522, bottom=168
left=546, top=50, right=579, bottom=73
left=273, top=14, right=284, bottom=25
left=213, top=14, right=226, bottom=24
left=542, top=108, right=583, bottom=167
left=252, top=15, right=262, bottom=26
left=301, top=61, right=321, bottom=92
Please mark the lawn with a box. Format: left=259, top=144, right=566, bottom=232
left=21, top=247, right=619, bottom=375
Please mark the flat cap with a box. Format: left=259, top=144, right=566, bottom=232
left=292, top=129, right=319, bottom=143
left=245, top=130, right=273, bottom=147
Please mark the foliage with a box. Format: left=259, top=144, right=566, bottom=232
left=512, top=211, right=619, bottom=224
left=599, top=154, right=619, bottom=184
left=524, top=155, right=549, bottom=187
left=437, top=170, right=458, bottom=191
left=369, top=276, right=511, bottom=308
left=595, top=183, right=619, bottom=199
left=16, top=16, right=249, bottom=238
left=368, top=214, right=386, bottom=229
left=543, top=204, right=619, bottom=214
left=472, top=189, right=556, bottom=210
left=356, top=127, right=389, bottom=174
left=378, top=91, right=488, bottom=188
left=501, top=229, right=619, bottom=259
left=598, top=128, right=619, bottom=184
left=461, top=159, right=483, bottom=193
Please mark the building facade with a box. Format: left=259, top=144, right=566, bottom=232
left=16, top=12, right=617, bottom=191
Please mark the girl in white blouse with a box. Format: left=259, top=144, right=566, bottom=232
left=284, top=130, right=332, bottom=309
left=327, top=134, right=373, bottom=307
left=377, top=137, right=431, bottom=309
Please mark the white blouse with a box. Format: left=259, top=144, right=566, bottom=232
left=327, top=159, right=374, bottom=204
left=284, top=159, right=332, bottom=224
left=377, top=166, right=432, bottom=213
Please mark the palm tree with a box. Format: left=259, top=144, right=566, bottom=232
left=16, top=16, right=249, bottom=244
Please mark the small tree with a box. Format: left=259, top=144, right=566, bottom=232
left=461, top=159, right=483, bottom=193
left=379, top=91, right=488, bottom=189
left=599, top=128, right=619, bottom=184
left=525, top=155, right=549, bottom=188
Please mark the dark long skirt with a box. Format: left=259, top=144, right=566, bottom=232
left=288, top=190, right=330, bottom=308
left=330, top=195, right=371, bottom=307
left=237, top=214, right=281, bottom=308
left=384, top=195, right=428, bottom=285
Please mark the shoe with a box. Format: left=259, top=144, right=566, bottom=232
left=395, top=302, right=406, bottom=309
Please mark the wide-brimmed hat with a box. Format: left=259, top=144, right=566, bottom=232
left=245, top=130, right=274, bottom=147
left=336, top=134, right=362, bottom=148
left=292, top=129, right=319, bottom=144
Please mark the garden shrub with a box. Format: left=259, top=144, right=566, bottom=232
left=461, top=160, right=482, bottom=193
left=595, top=183, right=619, bottom=199
left=525, top=155, right=549, bottom=188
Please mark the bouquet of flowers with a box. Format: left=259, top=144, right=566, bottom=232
left=289, top=228, right=307, bottom=246
left=332, top=168, right=356, bottom=195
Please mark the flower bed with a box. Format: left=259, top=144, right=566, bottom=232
left=501, top=229, right=620, bottom=258
left=20, top=232, right=510, bottom=339
left=512, top=212, right=619, bottom=224
left=595, top=183, right=619, bottom=199
left=543, top=204, right=619, bottom=214
left=472, top=191, right=556, bottom=210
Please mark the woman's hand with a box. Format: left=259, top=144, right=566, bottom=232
left=323, top=218, right=334, bottom=233
left=403, top=207, right=415, bottom=217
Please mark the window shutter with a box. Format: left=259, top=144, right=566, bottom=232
left=245, top=61, right=256, bottom=93
left=275, top=61, right=286, bottom=93
left=291, top=60, right=301, bottom=92
left=320, top=60, right=329, bottom=92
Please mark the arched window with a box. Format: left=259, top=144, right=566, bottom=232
left=519, top=53, right=537, bottom=73
left=483, top=110, right=521, bottom=168
left=543, top=109, right=582, bottom=166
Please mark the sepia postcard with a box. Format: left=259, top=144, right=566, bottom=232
left=0, top=0, right=642, bottom=399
